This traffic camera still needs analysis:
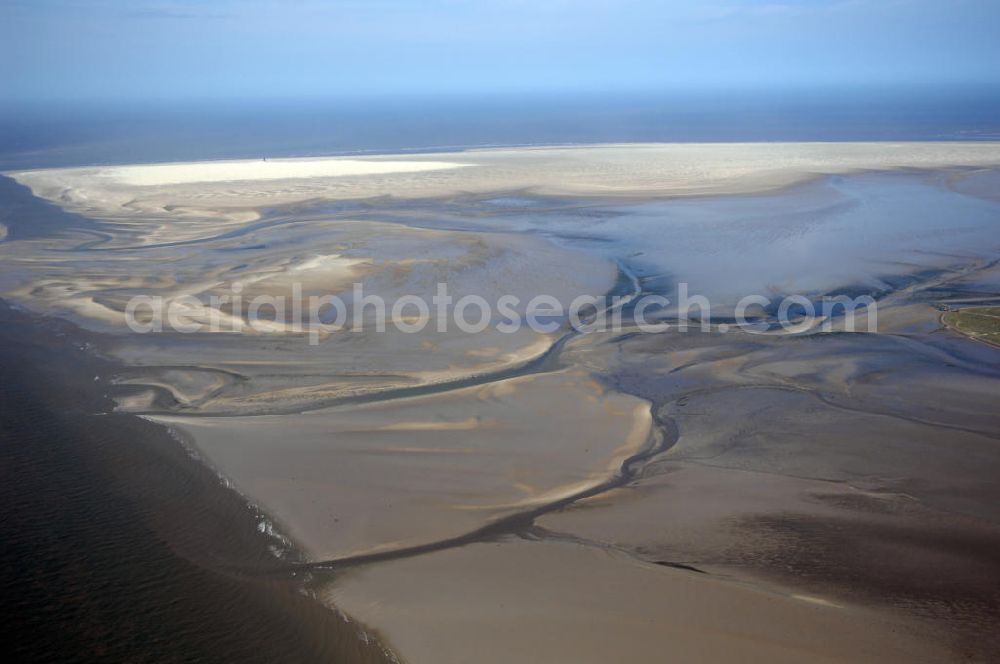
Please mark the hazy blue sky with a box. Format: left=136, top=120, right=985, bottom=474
left=3, top=0, right=1000, bottom=101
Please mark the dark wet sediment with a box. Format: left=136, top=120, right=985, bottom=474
left=0, top=300, right=394, bottom=664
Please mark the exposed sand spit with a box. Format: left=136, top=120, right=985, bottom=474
left=8, top=143, right=1000, bottom=246
left=150, top=370, right=652, bottom=560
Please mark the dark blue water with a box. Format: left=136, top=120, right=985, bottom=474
left=2, top=87, right=998, bottom=171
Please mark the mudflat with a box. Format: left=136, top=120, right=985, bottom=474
left=3, top=143, right=1000, bottom=662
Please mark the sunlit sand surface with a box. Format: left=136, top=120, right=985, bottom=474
left=99, top=157, right=466, bottom=186
left=9, top=142, right=1000, bottom=246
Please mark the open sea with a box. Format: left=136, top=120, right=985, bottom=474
left=1, top=87, right=998, bottom=171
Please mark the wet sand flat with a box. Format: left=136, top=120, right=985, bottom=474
left=327, top=538, right=951, bottom=664
left=151, top=370, right=652, bottom=560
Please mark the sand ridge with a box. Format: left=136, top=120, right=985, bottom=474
left=8, top=143, right=1000, bottom=244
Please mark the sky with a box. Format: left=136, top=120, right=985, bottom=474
left=2, top=0, right=1000, bottom=101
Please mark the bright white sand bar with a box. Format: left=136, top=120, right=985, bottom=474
left=99, top=158, right=466, bottom=186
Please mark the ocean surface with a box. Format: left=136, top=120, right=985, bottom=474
left=1, top=87, right=998, bottom=171
left=0, top=300, right=394, bottom=663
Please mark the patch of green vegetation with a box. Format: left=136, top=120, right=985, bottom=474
left=943, top=307, right=1000, bottom=347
